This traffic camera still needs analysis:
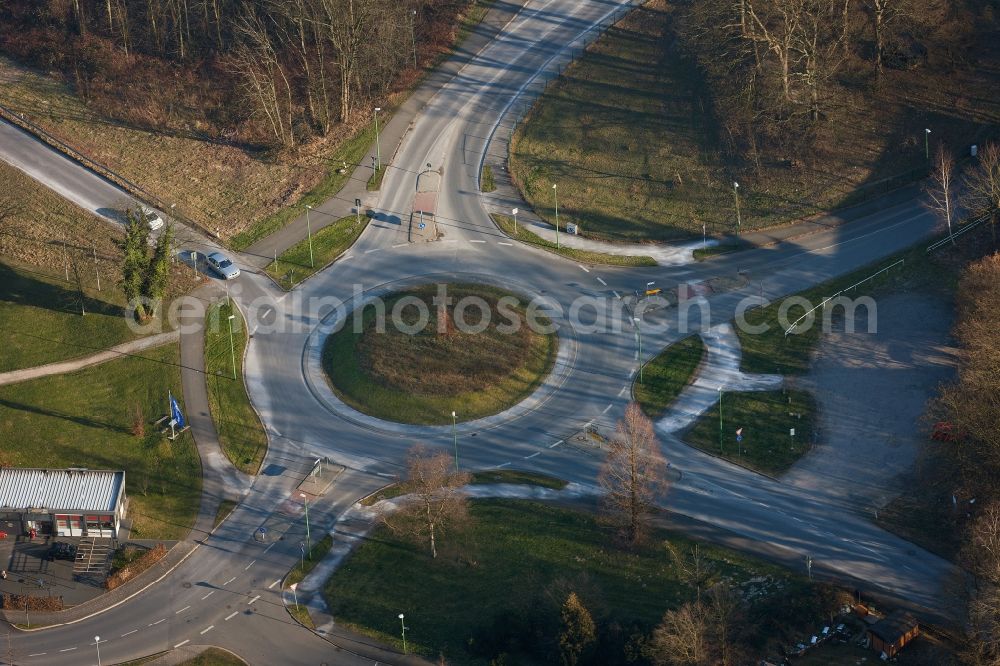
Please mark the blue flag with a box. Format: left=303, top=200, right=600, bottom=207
left=169, top=392, right=186, bottom=429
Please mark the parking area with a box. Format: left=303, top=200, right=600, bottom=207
left=0, top=534, right=112, bottom=607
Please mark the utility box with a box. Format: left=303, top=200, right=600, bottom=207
left=566, top=223, right=580, bottom=235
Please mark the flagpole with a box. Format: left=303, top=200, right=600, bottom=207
left=168, top=390, right=175, bottom=439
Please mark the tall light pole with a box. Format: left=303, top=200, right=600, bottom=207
left=94, top=635, right=102, bottom=666
left=733, top=181, right=741, bottom=234
left=512, top=207, right=519, bottom=233
left=718, top=386, right=725, bottom=455
left=451, top=411, right=459, bottom=471
left=925, top=128, right=931, bottom=161
left=227, top=313, right=237, bottom=380
left=552, top=183, right=560, bottom=249
left=633, top=316, right=643, bottom=384
left=300, top=492, right=311, bottom=554
left=305, top=205, right=315, bottom=268
left=399, top=613, right=408, bottom=654
left=374, top=107, right=382, bottom=172
left=410, top=10, right=417, bottom=69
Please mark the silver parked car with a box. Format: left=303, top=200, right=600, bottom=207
left=140, top=206, right=164, bottom=230
left=207, top=251, right=240, bottom=280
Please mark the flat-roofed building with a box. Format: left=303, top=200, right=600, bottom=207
left=0, top=467, right=126, bottom=538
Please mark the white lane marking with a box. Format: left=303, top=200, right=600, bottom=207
left=578, top=264, right=590, bottom=273
left=549, top=440, right=564, bottom=448
left=174, top=640, right=190, bottom=648
left=393, top=243, right=408, bottom=248
left=602, top=404, right=612, bottom=414
left=442, top=239, right=457, bottom=243
left=224, top=576, right=236, bottom=585
left=121, top=629, right=138, bottom=637
left=263, top=542, right=274, bottom=553
left=634, top=351, right=639, bottom=360
left=200, top=625, right=215, bottom=635
left=248, top=595, right=261, bottom=605
left=59, top=647, right=77, bottom=652
left=613, top=291, right=621, bottom=299
left=365, top=248, right=380, bottom=254
left=176, top=605, right=191, bottom=614
left=225, top=611, right=239, bottom=621
left=470, top=239, right=486, bottom=244
left=201, top=590, right=215, bottom=600
left=149, top=618, right=166, bottom=626
left=495, top=462, right=511, bottom=468
left=618, top=386, right=627, bottom=397
left=244, top=560, right=256, bottom=570
left=596, top=277, right=607, bottom=286
left=525, top=452, right=540, bottom=459
left=498, top=242, right=512, bottom=246
left=29, top=653, right=47, bottom=657
left=268, top=579, right=280, bottom=589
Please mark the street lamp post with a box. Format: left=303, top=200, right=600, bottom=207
left=374, top=107, right=382, bottom=172
left=227, top=313, right=237, bottom=381
left=95, top=636, right=102, bottom=666
left=552, top=183, right=560, bottom=249
left=633, top=316, right=643, bottom=384
left=299, top=540, right=305, bottom=571
left=925, top=128, right=931, bottom=161
left=300, top=492, right=311, bottom=554
left=411, top=10, right=417, bottom=69
left=305, top=205, right=315, bottom=268
left=451, top=411, right=459, bottom=471
left=512, top=207, right=519, bottom=233
left=718, top=386, right=724, bottom=455
left=733, top=181, right=741, bottom=234
left=399, top=613, right=408, bottom=654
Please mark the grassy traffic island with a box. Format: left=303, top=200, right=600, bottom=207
left=324, top=499, right=851, bottom=664
left=321, top=284, right=557, bottom=425
left=264, top=214, right=370, bottom=289
left=634, top=335, right=706, bottom=418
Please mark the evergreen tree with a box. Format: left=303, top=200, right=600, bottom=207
left=558, top=592, right=595, bottom=666
left=144, top=223, right=174, bottom=317
left=119, top=208, right=151, bottom=320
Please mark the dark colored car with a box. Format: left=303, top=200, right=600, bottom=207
left=49, top=541, right=77, bottom=561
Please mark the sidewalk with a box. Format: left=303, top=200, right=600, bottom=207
left=240, top=0, right=529, bottom=268
left=0, top=330, right=178, bottom=386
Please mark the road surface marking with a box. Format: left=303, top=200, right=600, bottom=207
left=618, top=386, right=627, bottom=397
left=248, top=595, right=261, bottom=605
left=578, top=264, right=590, bottom=273
left=150, top=618, right=166, bottom=626
left=244, top=560, right=256, bottom=570
left=225, top=611, right=239, bottom=621
left=176, top=605, right=190, bottom=614
left=263, top=542, right=274, bottom=553
left=121, top=629, right=138, bottom=637
left=613, top=291, right=621, bottom=299
left=200, top=625, right=215, bottom=635
left=634, top=351, right=638, bottom=360
left=629, top=369, right=636, bottom=378
left=498, top=242, right=512, bottom=246
left=602, top=404, right=612, bottom=414
left=223, top=576, right=236, bottom=585
left=59, top=648, right=77, bottom=652
left=470, top=239, right=486, bottom=244
left=596, top=277, right=607, bottom=286
left=442, top=239, right=457, bottom=243
left=393, top=243, right=408, bottom=248
left=365, top=248, right=380, bottom=254
left=549, top=440, right=563, bottom=448
left=525, top=452, right=540, bottom=459
left=268, top=579, right=280, bottom=589
left=201, top=590, right=215, bottom=600
left=495, top=462, right=511, bottom=468
left=28, top=653, right=46, bottom=657
left=341, top=254, right=354, bottom=260
left=174, top=640, right=190, bottom=648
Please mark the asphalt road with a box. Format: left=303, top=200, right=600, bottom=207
left=0, top=0, right=965, bottom=662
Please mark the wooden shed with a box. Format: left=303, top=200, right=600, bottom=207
left=867, top=610, right=919, bottom=658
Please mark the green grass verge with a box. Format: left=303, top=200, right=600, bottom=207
left=692, top=241, right=751, bottom=261
left=288, top=603, right=316, bottom=630
left=491, top=214, right=657, bottom=267
left=0, top=343, right=200, bottom=539
left=205, top=301, right=267, bottom=474
left=322, top=284, right=558, bottom=425
left=214, top=499, right=238, bottom=529
left=634, top=335, right=706, bottom=418
left=177, top=648, right=247, bottom=666
left=481, top=165, right=496, bottom=192
left=230, top=123, right=382, bottom=251
left=264, top=215, right=369, bottom=289
left=367, top=166, right=387, bottom=191
left=683, top=390, right=816, bottom=476
left=286, top=534, right=334, bottom=588
left=0, top=262, right=141, bottom=372
left=325, top=499, right=842, bottom=662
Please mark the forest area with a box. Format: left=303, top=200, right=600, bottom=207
left=0, top=0, right=473, bottom=148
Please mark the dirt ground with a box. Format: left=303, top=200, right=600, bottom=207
left=783, top=292, right=959, bottom=511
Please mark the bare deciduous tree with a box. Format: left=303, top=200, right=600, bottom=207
left=558, top=592, right=596, bottom=666
left=381, top=445, right=471, bottom=559
left=647, top=602, right=710, bottom=666
left=963, top=142, right=1000, bottom=247
left=965, top=503, right=1000, bottom=665
left=599, top=402, right=669, bottom=545
left=925, top=144, right=957, bottom=244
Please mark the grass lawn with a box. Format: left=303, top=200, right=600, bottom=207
left=0, top=262, right=141, bottom=372
left=692, top=241, right=751, bottom=261
left=325, top=499, right=843, bottom=663
left=285, top=535, right=334, bottom=588
left=0, top=343, right=201, bottom=539
left=214, top=499, right=238, bottom=529
left=634, top=335, right=705, bottom=418
left=366, top=165, right=387, bottom=192
left=264, top=215, right=369, bottom=289
left=322, top=284, right=557, bottom=425
left=177, top=648, right=246, bottom=666
left=683, top=390, right=816, bottom=476
left=491, top=214, right=656, bottom=267
left=205, top=301, right=267, bottom=474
